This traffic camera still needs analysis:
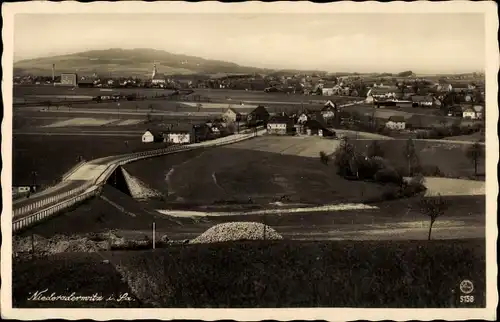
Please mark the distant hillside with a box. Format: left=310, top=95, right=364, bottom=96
left=14, top=48, right=278, bottom=77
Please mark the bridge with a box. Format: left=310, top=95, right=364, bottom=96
left=11, top=128, right=266, bottom=233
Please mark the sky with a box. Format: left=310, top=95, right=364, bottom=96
left=14, top=13, right=485, bottom=73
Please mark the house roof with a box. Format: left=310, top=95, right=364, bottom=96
left=323, top=100, right=337, bottom=109
left=450, top=83, right=469, bottom=89
left=462, top=107, right=475, bottom=113
left=250, top=105, right=269, bottom=116
left=268, top=115, right=292, bottom=124
left=226, top=107, right=241, bottom=115
left=169, top=124, right=193, bottom=133
left=304, top=119, right=327, bottom=130
left=78, top=79, right=94, bottom=84
left=387, top=116, right=406, bottom=123
left=472, top=105, right=484, bottom=112
left=370, top=87, right=397, bottom=95
left=144, top=129, right=164, bottom=137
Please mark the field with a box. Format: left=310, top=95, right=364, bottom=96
left=344, top=103, right=464, bottom=125
left=352, top=139, right=485, bottom=179
left=13, top=239, right=486, bottom=308
left=123, top=136, right=387, bottom=207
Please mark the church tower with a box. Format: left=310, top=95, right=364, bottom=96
left=152, top=63, right=157, bottom=79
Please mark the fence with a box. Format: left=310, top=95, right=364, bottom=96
left=61, top=160, right=86, bottom=181
left=11, top=127, right=264, bottom=232
left=12, top=187, right=99, bottom=233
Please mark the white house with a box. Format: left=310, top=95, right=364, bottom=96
left=165, top=125, right=193, bottom=144
left=385, top=116, right=406, bottom=130
left=222, top=108, right=241, bottom=123
left=142, top=130, right=162, bottom=143
left=322, top=88, right=335, bottom=96
left=462, top=108, right=477, bottom=120
left=368, top=88, right=397, bottom=99
left=267, top=115, right=293, bottom=135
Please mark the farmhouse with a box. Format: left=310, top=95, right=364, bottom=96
left=142, top=129, right=164, bottom=143
left=322, top=87, right=335, bottom=96
left=165, top=124, right=194, bottom=144
left=247, top=105, right=270, bottom=126
left=462, top=107, right=477, bottom=120
left=368, top=87, right=397, bottom=99
left=303, top=119, right=335, bottom=137
left=411, top=95, right=434, bottom=107
left=267, top=115, right=294, bottom=135
left=385, top=116, right=406, bottom=130
left=222, top=107, right=241, bottom=123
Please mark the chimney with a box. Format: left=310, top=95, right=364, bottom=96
left=52, top=64, right=55, bottom=83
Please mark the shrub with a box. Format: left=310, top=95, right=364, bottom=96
left=356, top=156, right=381, bottom=180
left=374, top=167, right=403, bottom=185
left=402, top=174, right=427, bottom=197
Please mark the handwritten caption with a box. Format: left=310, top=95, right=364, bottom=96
left=27, top=289, right=135, bottom=302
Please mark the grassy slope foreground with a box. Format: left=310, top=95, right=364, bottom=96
left=13, top=239, right=485, bottom=308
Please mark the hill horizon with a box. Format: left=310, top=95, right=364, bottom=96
left=13, top=48, right=481, bottom=78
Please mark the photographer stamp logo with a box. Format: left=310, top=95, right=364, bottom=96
left=460, top=280, right=474, bottom=294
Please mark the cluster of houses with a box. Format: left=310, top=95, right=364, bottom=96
left=141, top=119, right=230, bottom=145
left=362, top=80, right=485, bottom=121
left=263, top=101, right=338, bottom=137
left=142, top=101, right=341, bottom=144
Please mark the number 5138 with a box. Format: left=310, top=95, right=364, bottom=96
left=460, top=295, right=475, bottom=303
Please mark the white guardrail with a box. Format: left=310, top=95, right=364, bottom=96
left=12, top=128, right=263, bottom=232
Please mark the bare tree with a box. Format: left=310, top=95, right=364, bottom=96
left=404, top=138, right=419, bottom=176
left=319, top=151, right=329, bottom=166
left=466, top=141, right=484, bottom=176
left=419, top=194, right=449, bottom=240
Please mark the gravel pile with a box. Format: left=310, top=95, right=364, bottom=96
left=190, top=222, right=283, bottom=244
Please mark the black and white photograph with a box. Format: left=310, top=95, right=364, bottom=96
left=1, top=2, right=498, bottom=321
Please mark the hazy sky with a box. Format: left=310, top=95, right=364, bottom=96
left=14, top=13, right=485, bottom=73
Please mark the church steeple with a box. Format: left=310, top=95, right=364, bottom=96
left=152, top=63, right=157, bottom=79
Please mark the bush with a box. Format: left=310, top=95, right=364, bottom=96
left=357, top=156, right=382, bottom=180
left=374, top=167, right=403, bottom=185
left=402, top=175, right=427, bottom=197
